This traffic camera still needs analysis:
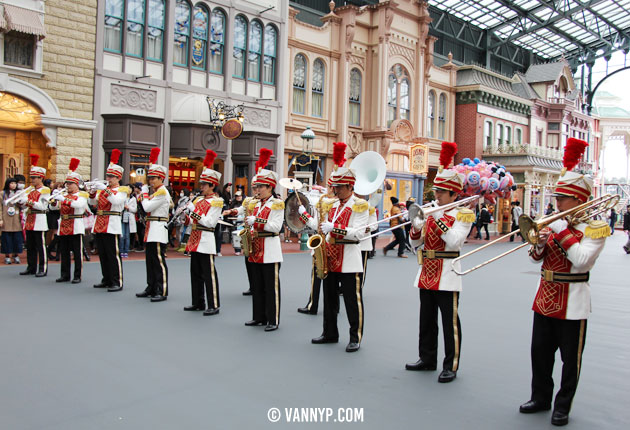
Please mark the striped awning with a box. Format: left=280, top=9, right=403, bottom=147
left=2, top=4, right=46, bottom=38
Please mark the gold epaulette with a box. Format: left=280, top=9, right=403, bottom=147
left=271, top=199, right=285, bottom=210
left=352, top=198, right=368, bottom=213
left=192, top=196, right=204, bottom=204
left=584, top=220, right=610, bottom=239
left=211, top=198, right=224, bottom=208
left=118, top=186, right=130, bottom=194
left=39, top=187, right=51, bottom=195
left=456, top=207, right=476, bottom=223
left=152, top=187, right=168, bottom=197
left=248, top=199, right=258, bottom=211
left=369, top=206, right=376, bottom=216
left=78, top=191, right=89, bottom=199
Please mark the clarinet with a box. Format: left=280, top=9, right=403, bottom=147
left=164, top=193, right=199, bottom=229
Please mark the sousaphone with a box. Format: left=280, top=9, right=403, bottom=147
left=349, top=151, right=387, bottom=197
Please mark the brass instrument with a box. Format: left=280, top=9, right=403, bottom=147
left=5, top=186, right=34, bottom=205
left=239, top=197, right=258, bottom=257
left=307, top=195, right=335, bottom=279
left=452, top=193, right=620, bottom=276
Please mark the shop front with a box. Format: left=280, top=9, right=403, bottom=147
left=231, top=131, right=279, bottom=196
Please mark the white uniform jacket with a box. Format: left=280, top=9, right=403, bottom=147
left=141, top=185, right=172, bottom=244
left=24, top=186, right=50, bottom=231
left=89, top=186, right=129, bottom=235
left=186, top=195, right=223, bottom=255
left=528, top=220, right=608, bottom=320
left=359, top=205, right=377, bottom=252
left=410, top=207, right=473, bottom=292
left=248, top=197, right=284, bottom=264
left=49, top=191, right=88, bottom=235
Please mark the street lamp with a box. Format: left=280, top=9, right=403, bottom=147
left=206, top=97, right=245, bottom=139
left=301, top=125, right=315, bottom=154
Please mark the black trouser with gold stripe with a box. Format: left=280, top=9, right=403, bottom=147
left=358, top=251, right=369, bottom=288
left=250, top=262, right=281, bottom=325
left=25, top=230, right=47, bottom=273
left=244, top=256, right=254, bottom=291
left=59, top=234, right=83, bottom=280
left=304, top=258, right=323, bottom=313
left=323, top=272, right=364, bottom=343
left=530, top=313, right=587, bottom=414
left=190, top=252, right=220, bottom=309
left=145, top=242, right=168, bottom=297
left=419, top=290, right=462, bottom=372
left=95, top=233, right=123, bottom=287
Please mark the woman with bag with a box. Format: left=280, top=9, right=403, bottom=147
left=1, top=178, right=24, bottom=264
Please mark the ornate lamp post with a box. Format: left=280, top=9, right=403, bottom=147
left=206, top=97, right=245, bottom=139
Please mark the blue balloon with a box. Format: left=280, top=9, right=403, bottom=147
left=462, top=157, right=471, bottom=165
left=473, top=158, right=480, bottom=164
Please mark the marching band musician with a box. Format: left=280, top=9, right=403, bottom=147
left=405, top=142, right=474, bottom=382
left=298, top=142, right=369, bottom=353
left=49, top=158, right=88, bottom=283
left=519, top=138, right=609, bottom=427
left=89, top=149, right=128, bottom=292
left=183, top=150, right=223, bottom=315
left=18, top=154, right=50, bottom=277
left=136, top=148, right=172, bottom=302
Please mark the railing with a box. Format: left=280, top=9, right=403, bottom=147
left=548, top=97, right=575, bottom=108
left=483, top=143, right=563, bottom=159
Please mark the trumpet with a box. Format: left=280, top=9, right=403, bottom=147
left=83, top=179, right=107, bottom=189
left=451, top=193, right=620, bottom=276
left=4, top=186, right=34, bottom=205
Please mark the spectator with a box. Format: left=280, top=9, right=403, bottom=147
left=623, top=205, right=630, bottom=254
left=609, top=207, right=618, bottom=235
left=545, top=203, right=554, bottom=216
left=1, top=178, right=24, bottom=264
left=383, top=196, right=407, bottom=258
left=509, top=201, right=524, bottom=242
left=132, top=183, right=146, bottom=251
left=478, top=204, right=491, bottom=240
left=46, top=181, right=64, bottom=261
left=119, top=186, right=137, bottom=258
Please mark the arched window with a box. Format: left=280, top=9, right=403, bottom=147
left=484, top=120, right=493, bottom=148
left=104, top=0, right=124, bottom=53
left=438, top=93, right=446, bottom=139
left=233, top=15, right=247, bottom=78
left=147, top=0, right=164, bottom=61
left=387, top=73, right=396, bottom=127
left=496, top=123, right=504, bottom=145
left=312, top=59, right=324, bottom=117
left=427, top=90, right=435, bottom=138
left=173, top=0, right=190, bottom=66
left=349, top=68, right=361, bottom=126
left=248, top=21, right=262, bottom=82
left=191, top=5, right=209, bottom=70
left=209, top=9, right=225, bottom=74
left=263, top=25, right=277, bottom=84
left=292, top=54, right=306, bottom=114
left=400, top=78, right=410, bottom=120
left=125, top=0, right=144, bottom=57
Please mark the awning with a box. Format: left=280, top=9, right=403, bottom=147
left=2, top=4, right=46, bottom=38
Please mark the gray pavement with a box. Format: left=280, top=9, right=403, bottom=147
left=1, top=235, right=629, bottom=429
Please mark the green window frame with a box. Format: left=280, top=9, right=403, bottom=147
left=174, top=0, right=190, bottom=66
left=233, top=15, right=247, bottom=79
left=209, top=9, right=225, bottom=74
left=125, top=0, right=144, bottom=58
left=191, top=5, right=209, bottom=70
left=104, top=0, right=124, bottom=53
left=263, top=25, right=277, bottom=85
left=147, top=0, right=164, bottom=61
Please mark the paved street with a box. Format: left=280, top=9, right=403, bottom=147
left=1, top=234, right=629, bottom=429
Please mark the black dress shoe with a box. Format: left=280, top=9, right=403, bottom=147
left=184, top=305, right=205, bottom=311
left=203, top=308, right=220, bottom=316
left=244, top=320, right=265, bottom=326
left=35, top=271, right=47, bottom=277
left=311, top=335, right=338, bottom=344
left=71, top=278, right=81, bottom=284
left=519, top=400, right=551, bottom=414
left=297, top=307, right=317, bottom=315
left=20, top=270, right=35, bottom=275
left=136, top=291, right=150, bottom=298
left=345, top=342, right=360, bottom=352
left=56, top=277, right=70, bottom=283
left=264, top=324, right=278, bottom=331
left=551, top=410, right=569, bottom=426
left=405, top=359, right=437, bottom=371
left=242, top=289, right=252, bottom=296
left=150, top=296, right=167, bottom=302
left=93, top=283, right=108, bottom=288
left=107, top=286, right=123, bottom=292
left=438, top=369, right=457, bottom=383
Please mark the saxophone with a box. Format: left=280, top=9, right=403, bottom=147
left=239, top=197, right=258, bottom=257
left=307, top=195, right=333, bottom=279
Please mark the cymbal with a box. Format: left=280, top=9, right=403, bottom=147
left=279, top=177, right=304, bottom=190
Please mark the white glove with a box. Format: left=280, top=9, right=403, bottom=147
left=94, top=182, right=107, bottom=191
left=53, top=193, right=66, bottom=202
left=246, top=215, right=256, bottom=226
left=141, top=185, right=149, bottom=194
left=431, top=210, right=444, bottom=220
left=17, top=196, right=28, bottom=205
left=548, top=219, right=568, bottom=234
left=298, top=205, right=307, bottom=215
left=321, top=222, right=334, bottom=234
left=186, top=202, right=196, bottom=212
left=412, top=217, right=425, bottom=231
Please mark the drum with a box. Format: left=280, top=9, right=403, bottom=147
left=284, top=191, right=312, bottom=233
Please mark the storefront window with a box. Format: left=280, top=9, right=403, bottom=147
left=129, top=153, right=150, bottom=184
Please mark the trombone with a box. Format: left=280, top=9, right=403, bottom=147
left=451, top=193, right=620, bottom=276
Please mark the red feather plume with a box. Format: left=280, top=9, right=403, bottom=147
left=149, top=147, right=161, bottom=165
left=332, top=142, right=347, bottom=168
left=203, top=150, right=217, bottom=169
left=256, top=148, right=273, bottom=172
left=30, top=153, right=39, bottom=167
left=439, top=141, right=458, bottom=169
left=69, top=158, right=80, bottom=172
left=563, top=138, right=588, bottom=172
left=110, top=149, right=122, bottom=165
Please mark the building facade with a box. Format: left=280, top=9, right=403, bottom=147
left=0, top=0, right=97, bottom=185
left=93, top=0, right=287, bottom=193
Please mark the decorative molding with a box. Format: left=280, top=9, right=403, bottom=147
left=243, top=107, right=271, bottom=128
left=110, top=84, right=157, bottom=112
left=389, top=42, right=415, bottom=69
left=457, top=90, right=531, bottom=115
left=349, top=54, right=366, bottom=69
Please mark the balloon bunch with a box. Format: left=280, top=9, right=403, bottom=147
left=452, top=158, right=518, bottom=204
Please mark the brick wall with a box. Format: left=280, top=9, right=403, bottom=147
left=20, top=0, right=97, bottom=181
left=454, top=103, right=481, bottom=163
